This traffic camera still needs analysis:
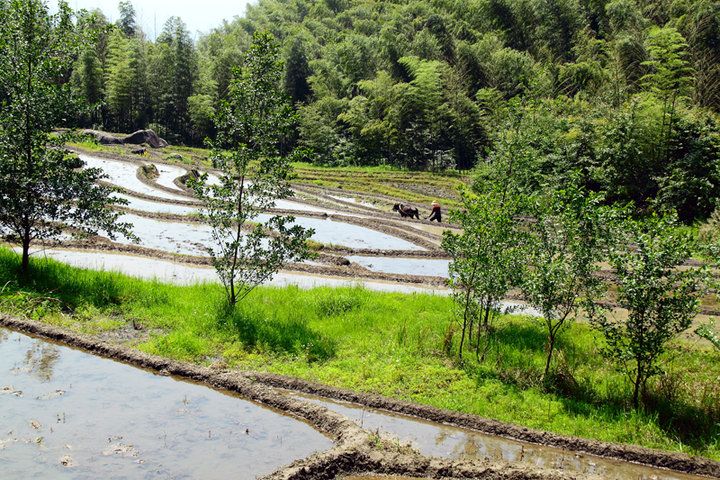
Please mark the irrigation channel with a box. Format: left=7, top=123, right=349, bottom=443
left=2, top=152, right=720, bottom=478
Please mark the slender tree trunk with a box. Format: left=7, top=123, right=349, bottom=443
left=458, top=290, right=469, bottom=361
left=20, top=220, right=31, bottom=277
left=543, top=330, right=556, bottom=381
left=632, top=362, right=643, bottom=409
left=21, top=237, right=30, bottom=276
left=479, top=304, right=492, bottom=362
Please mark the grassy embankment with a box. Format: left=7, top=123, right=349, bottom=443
left=0, top=248, right=718, bottom=460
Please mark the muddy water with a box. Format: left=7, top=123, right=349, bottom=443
left=115, top=193, right=199, bottom=216
left=297, top=395, right=704, bottom=480
left=113, top=212, right=425, bottom=254
left=80, top=155, right=191, bottom=201
left=0, top=329, right=332, bottom=479
left=153, top=163, right=189, bottom=192
left=348, top=256, right=450, bottom=278
left=114, top=213, right=213, bottom=256
left=255, top=214, right=425, bottom=251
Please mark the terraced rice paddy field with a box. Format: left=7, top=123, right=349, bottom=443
left=1, top=142, right=719, bottom=479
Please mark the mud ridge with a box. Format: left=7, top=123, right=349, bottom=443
left=135, top=164, right=196, bottom=199
left=248, top=372, right=720, bottom=478
left=264, top=445, right=583, bottom=480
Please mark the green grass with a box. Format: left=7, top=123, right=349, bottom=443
left=0, top=247, right=718, bottom=460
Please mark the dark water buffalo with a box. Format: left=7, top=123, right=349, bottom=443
left=393, top=203, right=420, bottom=219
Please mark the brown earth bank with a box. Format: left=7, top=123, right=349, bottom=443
left=0, top=315, right=718, bottom=479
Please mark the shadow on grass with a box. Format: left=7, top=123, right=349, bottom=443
left=0, top=248, right=166, bottom=311
left=218, top=303, right=336, bottom=362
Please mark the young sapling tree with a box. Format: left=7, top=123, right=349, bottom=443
left=443, top=188, right=524, bottom=361
left=521, top=184, right=610, bottom=381
left=191, top=31, right=313, bottom=306
left=593, top=214, right=709, bottom=408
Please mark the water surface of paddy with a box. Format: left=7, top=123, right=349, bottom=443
left=0, top=329, right=332, bottom=479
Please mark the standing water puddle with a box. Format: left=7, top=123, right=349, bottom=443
left=348, top=256, right=449, bottom=278
left=80, top=155, right=192, bottom=202
left=0, top=329, right=332, bottom=479
left=296, top=395, right=706, bottom=480
left=112, top=213, right=425, bottom=254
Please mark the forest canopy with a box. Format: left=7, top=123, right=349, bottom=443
left=62, top=0, right=720, bottom=222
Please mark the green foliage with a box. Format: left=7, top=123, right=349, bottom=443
left=695, top=322, right=720, bottom=352
left=443, top=188, right=524, bottom=361
left=41, top=0, right=720, bottom=222
left=0, top=0, right=132, bottom=275
left=192, top=31, right=313, bottom=306
left=641, top=27, right=693, bottom=101
left=148, top=17, right=197, bottom=144
left=521, top=184, right=611, bottom=380
left=593, top=214, right=710, bottom=408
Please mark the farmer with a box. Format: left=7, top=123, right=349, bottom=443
left=427, top=201, right=442, bottom=222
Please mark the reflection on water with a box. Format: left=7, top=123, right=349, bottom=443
left=297, top=394, right=706, bottom=480
left=0, top=329, right=332, bottom=479
left=111, top=212, right=426, bottom=255
left=17, top=342, right=60, bottom=382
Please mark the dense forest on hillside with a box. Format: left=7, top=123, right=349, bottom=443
left=68, top=0, right=720, bottom=222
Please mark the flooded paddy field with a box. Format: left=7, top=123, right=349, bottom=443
left=296, top=394, right=710, bottom=480
left=80, top=155, right=192, bottom=202
left=115, top=193, right=199, bottom=216
left=347, top=256, right=449, bottom=278
left=77, top=154, right=434, bottom=256
left=0, top=328, right=332, bottom=479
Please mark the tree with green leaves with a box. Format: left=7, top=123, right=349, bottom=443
left=642, top=27, right=693, bottom=164
left=0, top=0, right=131, bottom=275
left=443, top=188, right=524, bottom=361
left=149, top=16, right=197, bottom=143
left=593, top=214, right=709, bottom=408
left=117, top=0, right=136, bottom=37
left=521, top=184, right=610, bottom=380
left=191, top=31, right=313, bottom=306
left=104, top=28, right=150, bottom=132
left=696, top=322, right=720, bottom=353
left=285, top=36, right=312, bottom=104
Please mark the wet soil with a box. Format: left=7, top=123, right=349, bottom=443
left=295, top=394, right=708, bottom=480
